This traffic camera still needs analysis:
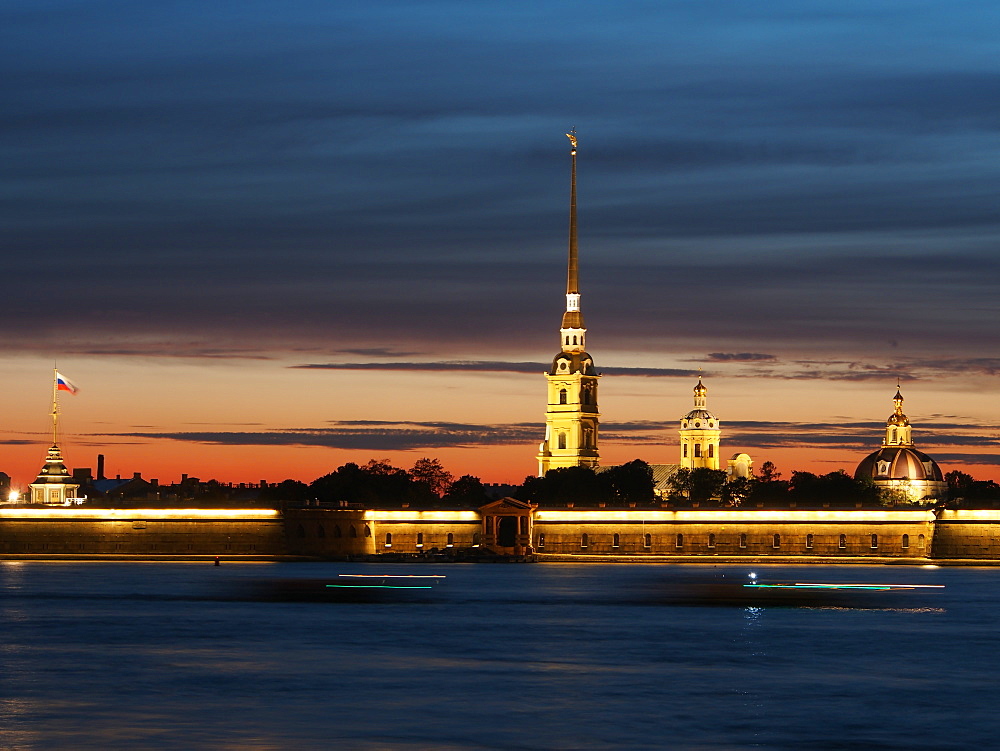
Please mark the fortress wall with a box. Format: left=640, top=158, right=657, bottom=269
left=0, top=509, right=286, bottom=556
left=364, top=509, right=482, bottom=554
left=7, top=506, right=1000, bottom=561
left=283, top=509, right=374, bottom=556
left=930, top=510, right=1000, bottom=559
left=532, top=509, right=936, bottom=558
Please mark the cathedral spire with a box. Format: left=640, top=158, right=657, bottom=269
left=560, top=130, right=585, bottom=349
left=565, top=130, right=579, bottom=298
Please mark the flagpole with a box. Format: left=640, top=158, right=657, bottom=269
left=52, top=366, right=59, bottom=445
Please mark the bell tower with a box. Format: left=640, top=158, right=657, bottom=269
left=537, top=132, right=600, bottom=476
left=679, top=377, right=721, bottom=470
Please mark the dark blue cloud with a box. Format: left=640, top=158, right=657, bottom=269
left=2, top=0, right=999, bottom=362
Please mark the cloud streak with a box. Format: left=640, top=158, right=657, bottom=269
left=98, top=418, right=998, bottom=458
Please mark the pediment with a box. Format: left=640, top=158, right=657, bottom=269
left=479, top=497, right=535, bottom=514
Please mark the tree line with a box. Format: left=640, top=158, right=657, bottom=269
left=259, top=457, right=1000, bottom=509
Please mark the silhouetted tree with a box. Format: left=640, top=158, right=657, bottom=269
left=410, top=457, right=454, bottom=497
left=600, top=460, right=655, bottom=506
left=517, top=466, right=607, bottom=506
left=788, top=470, right=879, bottom=508
left=720, top=476, right=751, bottom=508
left=946, top=470, right=1000, bottom=507
left=442, top=474, right=489, bottom=507
left=311, top=460, right=432, bottom=507
left=665, top=467, right=727, bottom=506
left=757, top=461, right=781, bottom=483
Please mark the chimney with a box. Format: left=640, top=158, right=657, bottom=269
left=133, top=472, right=142, bottom=480
left=97, top=454, right=105, bottom=480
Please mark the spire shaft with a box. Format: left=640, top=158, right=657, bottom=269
left=51, top=366, right=59, bottom=445
left=560, top=131, right=584, bottom=333
left=566, top=131, right=578, bottom=296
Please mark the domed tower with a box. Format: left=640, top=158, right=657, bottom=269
left=854, top=386, right=946, bottom=503
left=679, top=377, right=721, bottom=470
left=537, top=132, right=600, bottom=476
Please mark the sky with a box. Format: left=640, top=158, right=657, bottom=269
left=3, top=0, right=999, bottom=490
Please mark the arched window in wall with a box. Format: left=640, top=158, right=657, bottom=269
left=739, top=533, right=747, bottom=549
left=363, top=525, right=371, bottom=538
left=675, top=533, right=684, bottom=549
left=694, top=445, right=702, bottom=458
left=708, top=445, right=714, bottom=458
left=384, top=532, right=392, bottom=548
left=295, top=524, right=305, bottom=538
left=772, top=533, right=781, bottom=549
left=683, top=444, right=688, bottom=458
left=538, top=533, right=545, bottom=548
left=416, top=532, right=424, bottom=548
left=902, top=534, right=910, bottom=549
left=613, top=533, right=620, bottom=548
left=708, top=533, right=716, bottom=549
left=446, top=532, right=454, bottom=547
left=839, top=533, right=847, bottom=549
left=870, top=534, right=878, bottom=549
left=643, top=533, right=652, bottom=549
left=581, top=533, right=588, bottom=549
left=332, top=524, right=341, bottom=538
left=559, top=389, right=567, bottom=405
left=350, top=525, right=358, bottom=538
left=806, top=533, right=814, bottom=550
left=557, top=433, right=567, bottom=450
left=317, top=524, right=326, bottom=539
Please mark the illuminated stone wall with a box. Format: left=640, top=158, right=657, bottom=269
left=532, top=509, right=935, bottom=558
left=0, top=508, right=285, bottom=556
left=283, top=509, right=373, bottom=556
left=364, top=509, right=482, bottom=554
left=4, top=506, right=1000, bottom=561
left=930, top=510, right=1000, bottom=559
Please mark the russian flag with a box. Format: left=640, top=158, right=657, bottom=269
left=56, top=372, right=79, bottom=395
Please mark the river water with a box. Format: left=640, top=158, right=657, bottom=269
left=0, top=560, right=997, bottom=750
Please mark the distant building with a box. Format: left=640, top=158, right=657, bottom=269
left=854, top=387, right=946, bottom=503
